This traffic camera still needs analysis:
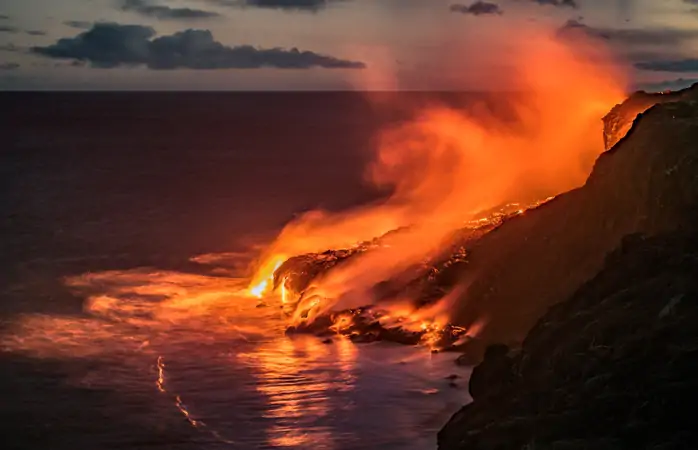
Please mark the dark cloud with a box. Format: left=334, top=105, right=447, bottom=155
left=528, top=0, right=577, bottom=7
left=120, top=0, right=221, bottom=19
left=0, top=25, right=18, bottom=33
left=204, top=0, right=333, bottom=12
left=64, top=20, right=93, bottom=29
left=638, top=77, right=698, bottom=92
left=635, top=59, right=698, bottom=73
left=0, top=62, right=20, bottom=70
left=558, top=19, right=698, bottom=46
left=26, top=30, right=47, bottom=36
left=450, top=2, right=503, bottom=15
left=32, top=22, right=366, bottom=70
left=34, top=24, right=153, bottom=67
left=0, top=14, right=10, bottom=20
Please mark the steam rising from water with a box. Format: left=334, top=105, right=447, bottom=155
left=250, top=27, right=628, bottom=326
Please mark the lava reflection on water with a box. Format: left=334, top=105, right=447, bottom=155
left=0, top=264, right=470, bottom=449
left=237, top=334, right=358, bottom=448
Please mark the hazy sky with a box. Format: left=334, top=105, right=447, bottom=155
left=1, top=0, right=697, bottom=90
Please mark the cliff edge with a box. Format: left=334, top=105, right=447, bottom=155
left=602, top=83, right=698, bottom=150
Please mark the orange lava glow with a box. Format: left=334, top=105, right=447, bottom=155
left=249, top=25, right=628, bottom=328
left=239, top=335, right=357, bottom=448
left=249, top=259, right=284, bottom=298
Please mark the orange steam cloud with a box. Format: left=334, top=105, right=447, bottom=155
left=249, top=25, right=629, bottom=324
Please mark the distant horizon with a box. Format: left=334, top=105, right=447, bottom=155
left=0, top=84, right=691, bottom=94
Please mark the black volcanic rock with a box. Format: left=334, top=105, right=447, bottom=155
left=602, top=83, right=698, bottom=150
left=286, top=307, right=468, bottom=348
left=467, top=344, right=514, bottom=401
left=437, top=231, right=698, bottom=449
left=449, top=95, right=698, bottom=351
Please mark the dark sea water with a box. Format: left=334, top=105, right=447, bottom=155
left=0, top=92, right=472, bottom=449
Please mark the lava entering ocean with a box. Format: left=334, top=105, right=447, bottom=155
left=247, top=25, right=628, bottom=347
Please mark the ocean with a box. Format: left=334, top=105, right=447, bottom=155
left=0, top=92, right=472, bottom=449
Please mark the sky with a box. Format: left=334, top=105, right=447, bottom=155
left=0, top=0, right=697, bottom=90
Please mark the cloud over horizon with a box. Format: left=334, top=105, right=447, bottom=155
left=529, top=0, right=577, bottom=8
left=64, top=20, right=93, bottom=29
left=450, top=2, right=503, bottom=16
left=558, top=19, right=698, bottom=46
left=32, top=23, right=366, bottom=70
left=204, top=0, right=335, bottom=12
left=120, top=0, right=221, bottom=19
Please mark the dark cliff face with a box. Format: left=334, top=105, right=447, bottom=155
left=450, top=97, right=698, bottom=349
left=438, top=231, right=698, bottom=450
left=437, top=99, right=698, bottom=449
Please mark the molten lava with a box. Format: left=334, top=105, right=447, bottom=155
left=249, top=259, right=284, bottom=298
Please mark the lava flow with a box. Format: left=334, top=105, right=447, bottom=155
left=246, top=24, right=628, bottom=348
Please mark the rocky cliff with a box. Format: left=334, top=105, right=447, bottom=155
left=438, top=230, right=698, bottom=449
left=448, top=95, right=698, bottom=354
left=437, top=98, right=698, bottom=449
